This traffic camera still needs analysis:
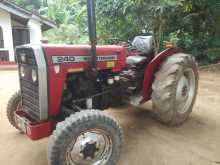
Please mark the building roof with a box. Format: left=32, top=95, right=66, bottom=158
left=0, top=0, right=56, bottom=31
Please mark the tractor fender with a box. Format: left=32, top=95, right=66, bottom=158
left=141, top=47, right=183, bottom=103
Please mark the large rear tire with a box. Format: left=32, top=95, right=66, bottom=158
left=48, top=110, right=123, bottom=165
left=7, top=91, right=21, bottom=129
left=152, top=53, right=198, bottom=126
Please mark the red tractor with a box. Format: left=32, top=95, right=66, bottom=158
left=7, top=0, right=198, bottom=165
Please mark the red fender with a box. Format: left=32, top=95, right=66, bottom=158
left=142, top=47, right=183, bottom=103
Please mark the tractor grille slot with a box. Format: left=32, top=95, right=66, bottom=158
left=20, top=79, right=40, bottom=121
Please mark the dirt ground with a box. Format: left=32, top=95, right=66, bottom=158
left=0, top=69, right=220, bottom=165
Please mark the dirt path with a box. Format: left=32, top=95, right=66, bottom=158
left=0, top=70, right=220, bottom=165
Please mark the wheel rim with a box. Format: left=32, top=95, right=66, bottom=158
left=66, top=129, right=112, bottom=165
left=176, top=68, right=196, bottom=114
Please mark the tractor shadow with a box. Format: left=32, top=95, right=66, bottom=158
left=109, top=103, right=206, bottom=132
left=106, top=103, right=220, bottom=165
left=107, top=102, right=212, bottom=149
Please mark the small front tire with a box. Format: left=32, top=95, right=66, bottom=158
left=48, top=110, right=123, bottom=165
left=6, top=91, right=21, bottom=129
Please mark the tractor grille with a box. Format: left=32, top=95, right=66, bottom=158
left=17, top=48, right=40, bottom=121
left=20, top=79, right=40, bottom=121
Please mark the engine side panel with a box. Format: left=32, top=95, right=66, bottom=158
left=47, top=65, right=67, bottom=116
left=142, top=48, right=183, bottom=102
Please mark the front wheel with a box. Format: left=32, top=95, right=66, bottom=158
left=48, top=110, right=123, bottom=165
left=6, top=91, right=21, bottom=130
left=152, top=53, right=198, bottom=126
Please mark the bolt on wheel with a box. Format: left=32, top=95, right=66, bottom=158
left=66, top=129, right=112, bottom=165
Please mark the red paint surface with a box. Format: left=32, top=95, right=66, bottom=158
left=42, top=44, right=127, bottom=116
left=15, top=111, right=54, bottom=140
left=0, top=61, right=16, bottom=65
left=142, top=48, right=183, bottom=102
left=27, top=122, right=54, bottom=140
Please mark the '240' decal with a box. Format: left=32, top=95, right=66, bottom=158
left=52, top=55, right=117, bottom=64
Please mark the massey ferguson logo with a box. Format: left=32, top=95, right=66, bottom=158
left=52, top=55, right=117, bottom=64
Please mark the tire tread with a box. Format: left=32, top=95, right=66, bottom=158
left=48, top=110, right=123, bottom=165
left=152, top=53, right=198, bottom=126
left=6, top=91, right=21, bottom=129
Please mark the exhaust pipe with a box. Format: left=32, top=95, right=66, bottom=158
left=87, top=0, right=97, bottom=71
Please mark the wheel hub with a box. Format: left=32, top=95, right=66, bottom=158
left=66, top=130, right=112, bottom=165
left=176, top=69, right=196, bottom=114
left=182, top=85, right=188, bottom=97
left=80, top=142, right=99, bottom=160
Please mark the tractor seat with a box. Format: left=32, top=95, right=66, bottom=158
left=126, top=55, right=147, bottom=65
left=132, top=36, right=153, bottom=54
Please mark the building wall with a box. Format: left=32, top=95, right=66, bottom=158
left=0, top=9, right=14, bottom=61
left=0, top=10, right=44, bottom=62
left=28, top=19, right=42, bottom=44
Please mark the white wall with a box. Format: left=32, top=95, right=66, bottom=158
left=0, top=9, right=14, bottom=61
left=28, top=19, right=42, bottom=44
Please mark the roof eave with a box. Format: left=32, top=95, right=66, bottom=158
left=0, top=0, right=56, bottom=30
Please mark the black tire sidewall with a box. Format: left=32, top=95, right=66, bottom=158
left=7, top=92, right=21, bottom=129
left=152, top=54, right=199, bottom=126
left=170, top=57, right=198, bottom=124
left=49, top=112, right=122, bottom=165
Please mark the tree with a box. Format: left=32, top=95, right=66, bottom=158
left=167, top=0, right=220, bottom=63
left=42, top=0, right=88, bottom=44
left=14, top=0, right=220, bottom=64
left=96, top=0, right=182, bottom=53
left=14, top=0, right=41, bottom=10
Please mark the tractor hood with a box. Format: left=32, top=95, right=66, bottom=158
left=42, top=44, right=127, bottom=67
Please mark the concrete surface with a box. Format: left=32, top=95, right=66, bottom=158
left=0, top=70, right=220, bottom=165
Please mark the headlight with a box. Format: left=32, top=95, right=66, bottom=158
left=20, top=66, right=25, bottom=77
left=32, top=69, right=37, bottom=82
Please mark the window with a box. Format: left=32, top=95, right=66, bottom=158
left=12, top=28, right=30, bottom=47
left=0, top=27, right=4, bottom=48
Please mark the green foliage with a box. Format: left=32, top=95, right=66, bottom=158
left=165, top=0, right=220, bottom=64
left=96, top=0, right=182, bottom=53
left=44, top=24, right=88, bottom=44
left=41, top=0, right=88, bottom=44
left=14, top=0, right=41, bottom=10
left=14, top=0, right=220, bottom=64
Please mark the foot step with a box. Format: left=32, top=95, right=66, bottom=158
left=128, top=95, right=143, bottom=106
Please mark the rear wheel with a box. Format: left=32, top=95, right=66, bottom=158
left=152, top=53, right=198, bottom=126
left=6, top=91, right=21, bottom=129
left=48, top=110, right=123, bottom=165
